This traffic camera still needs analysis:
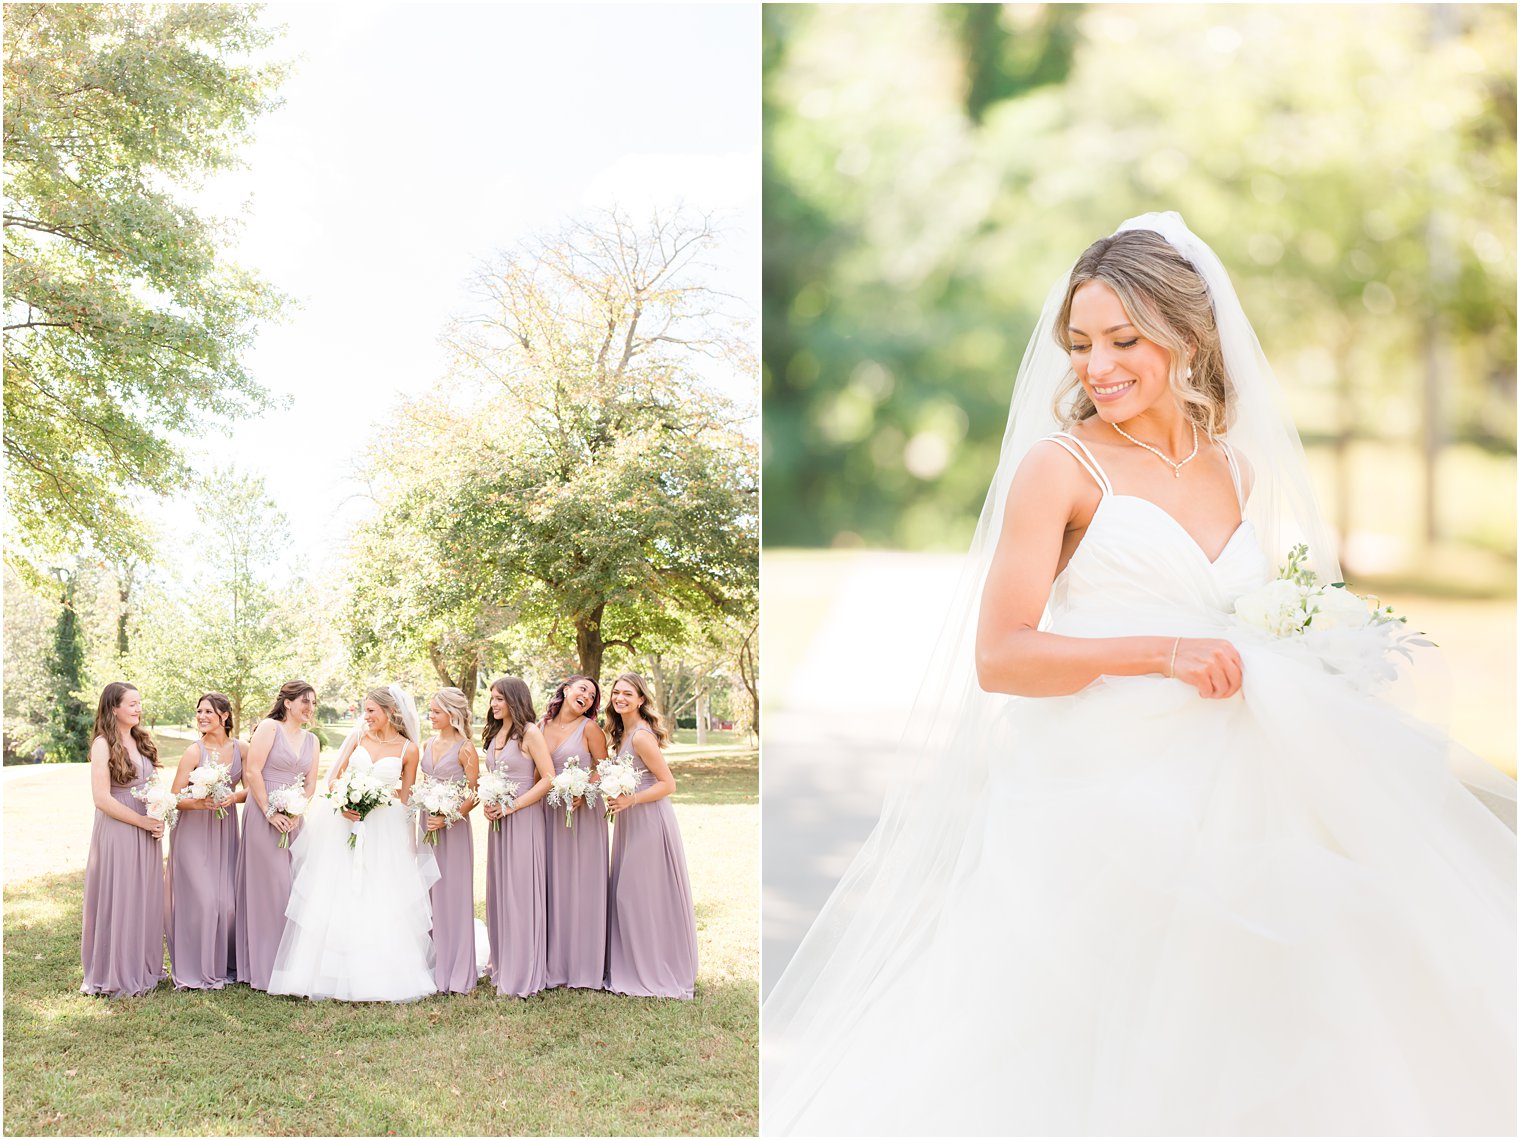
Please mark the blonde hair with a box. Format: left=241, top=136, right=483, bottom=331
left=431, top=687, right=473, bottom=739
left=363, top=686, right=411, bottom=742
left=1052, top=229, right=1231, bottom=436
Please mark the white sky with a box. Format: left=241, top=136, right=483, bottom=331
left=163, top=3, right=759, bottom=571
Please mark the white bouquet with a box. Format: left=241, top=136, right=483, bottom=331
left=331, top=764, right=400, bottom=850
left=595, top=757, right=640, bottom=821
left=131, top=773, right=179, bottom=837
left=409, top=772, right=470, bottom=846
left=476, top=768, right=520, bottom=833
left=266, top=779, right=310, bottom=849
left=177, top=752, right=234, bottom=819
left=545, top=756, right=599, bottom=829
left=1234, top=544, right=1433, bottom=692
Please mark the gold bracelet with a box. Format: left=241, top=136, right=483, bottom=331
left=1168, top=637, right=1181, bottom=678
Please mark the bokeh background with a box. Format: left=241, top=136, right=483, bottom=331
left=761, top=3, right=1517, bottom=995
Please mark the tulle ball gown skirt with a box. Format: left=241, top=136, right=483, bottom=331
left=267, top=798, right=440, bottom=1002
left=774, top=660, right=1516, bottom=1136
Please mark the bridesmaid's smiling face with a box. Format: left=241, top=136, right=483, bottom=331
left=428, top=700, right=450, bottom=731
left=609, top=680, right=640, bottom=718
left=115, top=688, right=142, bottom=730
left=1067, top=281, right=1181, bottom=424
left=488, top=689, right=508, bottom=721
left=194, top=700, right=220, bottom=734
left=288, top=690, right=316, bottom=727
left=564, top=679, right=596, bottom=717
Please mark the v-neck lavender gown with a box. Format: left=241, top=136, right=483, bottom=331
left=80, top=743, right=166, bottom=997
left=168, top=740, right=242, bottom=989
left=235, top=728, right=313, bottom=991
left=422, top=738, right=476, bottom=993
left=484, top=736, right=548, bottom=997
left=605, top=726, right=698, bottom=999
left=543, top=717, right=608, bottom=989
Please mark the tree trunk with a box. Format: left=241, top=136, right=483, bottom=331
left=644, top=653, right=674, bottom=742
left=575, top=603, right=606, bottom=683
left=115, top=559, right=136, bottom=658
left=695, top=681, right=708, bottom=745
left=427, top=643, right=458, bottom=688
left=737, top=623, right=759, bottom=740
left=457, top=653, right=480, bottom=709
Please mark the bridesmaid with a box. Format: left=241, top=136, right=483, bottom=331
left=541, top=674, right=610, bottom=989
left=481, top=676, right=555, bottom=997
left=604, top=673, right=698, bottom=999
left=420, top=687, right=481, bottom=993
left=80, top=681, right=167, bottom=997
left=235, top=680, right=319, bottom=991
left=167, top=693, right=244, bottom=989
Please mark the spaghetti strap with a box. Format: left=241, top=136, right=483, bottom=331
left=1042, top=432, right=1113, bottom=496
left=1218, top=439, right=1245, bottom=509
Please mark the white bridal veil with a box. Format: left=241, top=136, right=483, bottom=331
left=760, top=212, right=1515, bottom=1128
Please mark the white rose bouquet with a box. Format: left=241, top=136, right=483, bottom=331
left=131, top=773, right=179, bottom=837
left=266, top=779, right=310, bottom=849
left=595, top=757, right=640, bottom=821
left=545, top=756, right=599, bottom=829
left=476, top=768, right=520, bottom=833
left=408, top=772, right=470, bottom=846
left=177, top=752, right=235, bottom=819
left=332, top=764, right=400, bottom=850
left=1234, top=544, right=1433, bottom=692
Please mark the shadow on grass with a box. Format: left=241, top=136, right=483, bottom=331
left=4, top=872, right=757, bottom=1137
left=670, top=752, right=757, bottom=806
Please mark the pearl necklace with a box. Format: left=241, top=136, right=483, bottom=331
left=1111, top=420, right=1199, bottom=478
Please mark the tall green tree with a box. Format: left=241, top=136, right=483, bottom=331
left=346, top=208, right=759, bottom=689
left=43, top=574, right=92, bottom=762
left=3, top=4, right=288, bottom=583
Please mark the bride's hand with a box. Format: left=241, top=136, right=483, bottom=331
left=1170, top=638, right=1244, bottom=700
left=340, top=808, right=361, bottom=822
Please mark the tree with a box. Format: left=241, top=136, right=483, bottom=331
left=127, top=469, right=298, bottom=734
left=3, top=4, right=288, bottom=584
left=346, top=207, right=759, bottom=690
left=43, top=574, right=92, bottom=762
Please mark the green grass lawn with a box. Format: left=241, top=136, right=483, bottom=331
left=2, top=751, right=758, bottom=1136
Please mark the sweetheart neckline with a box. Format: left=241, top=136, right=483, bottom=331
left=1090, top=494, right=1251, bottom=568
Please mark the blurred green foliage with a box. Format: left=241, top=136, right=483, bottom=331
left=763, top=4, right=1517, bottom=556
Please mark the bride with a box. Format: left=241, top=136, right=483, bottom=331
left=762, top=214, right=1517, bottom=1135
left=268, top=684, right=439, bottom=1002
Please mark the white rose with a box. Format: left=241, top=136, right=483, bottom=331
left=1233, top=578, right=1307, bottom=637
left=1306, top=585, right=1372, bottom=632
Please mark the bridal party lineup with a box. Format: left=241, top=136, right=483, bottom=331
left=79, top=674, right=699, bottom=1004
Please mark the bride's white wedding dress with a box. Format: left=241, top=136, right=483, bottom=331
left=268, top=747, right=440, bottom=1002
left=773, top=437, right=1516, bottom=1136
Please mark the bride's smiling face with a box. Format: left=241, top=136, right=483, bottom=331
left=1067, top=281, right=1178, bottom=423
left=362, top=699, right=386, bottom=732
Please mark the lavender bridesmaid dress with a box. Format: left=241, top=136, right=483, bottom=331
left=168, top=741, right=242, bottom=989
left=606, top=726, right=698, bottom=999
left=421, top=738, right=476, bottom=993
left=235, top=729, right=313, bottom=991
left=484, top=737, right=547, bottom=997
left=544, top=717, right=608, bottom=989
left=80, top=744, right=167, bottom=997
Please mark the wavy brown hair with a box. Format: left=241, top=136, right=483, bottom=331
left=197, top=692, right=234, bottom=737
left=92, top=682, right=158, bottom=786
left=604, top=672, right=669, bottom=753
left=262, top=680, right=316, bottom=726
left=482, top=676, right=536, bottom=748
left=1052, top=229, right=1230, bottom=436
left=543, top=674, right=600, bottom=724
